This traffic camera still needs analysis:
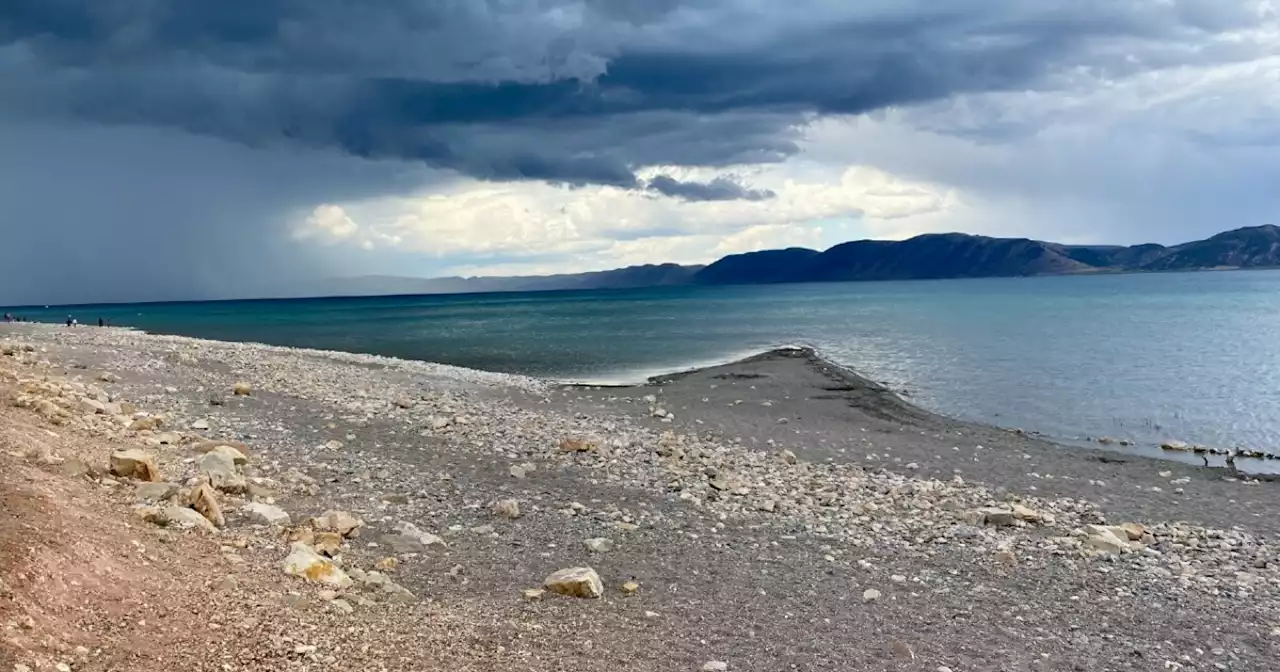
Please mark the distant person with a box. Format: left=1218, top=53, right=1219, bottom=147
left=98, top=317, right=104, bottom=327
left=3, top=312, right=11, bottom=323
left=66, top=315, right=73, bottom=327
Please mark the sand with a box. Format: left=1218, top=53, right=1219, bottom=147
left=1, top=324, right=1278, bottom=671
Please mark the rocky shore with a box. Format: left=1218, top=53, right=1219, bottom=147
left=2, top=324, right=1278, bottom=671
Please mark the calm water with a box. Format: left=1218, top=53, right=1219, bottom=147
left=8, top=271, right=1280, bottom=452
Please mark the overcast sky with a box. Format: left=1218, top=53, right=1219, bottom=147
left=2, top=0, right=1278, bottom=304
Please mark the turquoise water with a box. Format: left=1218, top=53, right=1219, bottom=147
left=8, top=271, right=1280, bottom=452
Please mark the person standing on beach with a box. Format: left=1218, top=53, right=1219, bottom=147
left=98, top=317, right=104, bottom=327
left=66, top=315, right=73, bottom=327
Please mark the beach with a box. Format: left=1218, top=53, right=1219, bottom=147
left=2, top=323, right=1278, bottom=671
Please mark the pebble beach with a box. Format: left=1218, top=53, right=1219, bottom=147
left=2, top=323, right=1279, bottom=671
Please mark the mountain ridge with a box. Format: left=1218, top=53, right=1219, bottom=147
left=310, top=225, right=1280, bottom=297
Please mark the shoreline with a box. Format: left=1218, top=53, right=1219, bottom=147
left=3, top=323, right=1280, bottom=669
left=9, top=322, right=1278, bottom=472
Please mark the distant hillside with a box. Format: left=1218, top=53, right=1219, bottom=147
left=306, top=225, right=1280, bottom=298
left=692, top=225, right=1280, bottom=285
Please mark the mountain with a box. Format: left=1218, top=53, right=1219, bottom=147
left=692, top=225, right=1280, bottom=285
left=1141, top=225, right=1280, bottom=271
left=305, top=225, right=1280, bottom=298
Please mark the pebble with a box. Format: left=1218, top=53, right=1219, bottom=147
left=702, top=662, right=728, bottom=672
left=862, top=589, right=882, bottom=602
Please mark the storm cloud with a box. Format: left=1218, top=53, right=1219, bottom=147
left=3, top=0, right=1268, bottom=191
left=0, top=0, right=1276, bottom=303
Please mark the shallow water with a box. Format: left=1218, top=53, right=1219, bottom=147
left=9, top=270, right=1280, bottom=453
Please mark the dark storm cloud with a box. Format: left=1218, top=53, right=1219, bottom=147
left=1, top=0, right=1264, bottom=198
left=645, top=175, right=775, bottom=202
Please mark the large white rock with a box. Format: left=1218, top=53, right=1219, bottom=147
left=243, top=502, right=291, bottom=526
left=198, top=451, right=245, bottom=493
left=282, top=542, right=353, bottom=588
left=543, top=567, right=603, bottom=599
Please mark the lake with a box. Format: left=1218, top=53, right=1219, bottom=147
left=8, top=270, right=1280, bottom=453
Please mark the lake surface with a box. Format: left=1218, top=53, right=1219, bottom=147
left=8, top=271, right=1280, bottom=453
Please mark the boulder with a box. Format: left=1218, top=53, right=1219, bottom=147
left=282, top=542, right=353, bottom=588
left=1161, top=440, right=1190, bottom=452
left=233, top=382, right=253, bottom=396
left=207, top=444, right=250, bottom=466
left=198, top=451, right=246, bottom=493
left=779, top=449, right=798, bottom=465
left=313, top=510, right=364, bottom=538
left=1119, top=522, right=1147, bottom=541
left=1011, top=503, right=1051, bottom=524
left=80, top=398, right=106, bottom=415
left=543, top=567, right=603, bottom=599
left=187, top=482, right=226, bottom=528
left=243, top=502, right=291, bottom=527
left=135, top=481, right=178, bottom=502
left=193, top=439, right=252, bottom=460
left=110, top=449, right=160, bottom=481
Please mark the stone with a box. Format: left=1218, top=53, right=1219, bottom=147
left=329, top=599, right=354, bottom=614
left=493, top=498, right=521, bottom=519
left=110, top=449, right=160, bottom=482
left=233, top=382, right=253, bottom=396
left=80, top=398, right=106, bottom=415
left=313, top=510, right=363, bottom=537
left=522, top=588, right=546, bottom=601
left=190, top=419, right=210, bottom=431
left=471, top=524, right=495, bottom=535
left=243, top=502, right=291, bottom=526
left=154, top=432, right=181, bottom=445
left=544, top=567, right=604, bottom=599
left=282, top=541, right=353, bottom=588
left=1119, top=522, right=1147, bottom=541
left=968, top=507, right=1016, bottom=527
left=779, top=449, right=797, bottom=465
left=510, top=465, right=527, bottom=479
left=1011, top=503, right=1047, bottom=524
left=193, top=439, right=252, bottom=460
left=187, top=482, right=226, bottom=528
left=1084, top=526, right=1131, bottom=555
left=137, top=478, right=180, bottom=499
left=386, top=521, right=444, bottom=552
left=381, top=494, right=410, bottom=505
left=208, top=444, right=250, bottom=466
left=374, top=557, right=398, bottom=571
left=394, top=397, right=414, bottom=409
left=217, top=576, right=239, bottom=592
left=862, top=588, right=882, bottom=602
left=702, top=662, right=729, bottom=672
left=559, top=437, right=595, bottom=452
left=1161, top=440, right=1190, bottom=451
left=129, top=416, right=162, bottom=431
left=198, top=451, right=246, bottom=493
left=156, top=505, right=219, bottom=533
left=313, top=532, right=343, bottom=557
left=583, top=537, right=614, bottom=553
left=994, top=550, right=1018, bottom=566
left=621, top=580, right=640, bottom=595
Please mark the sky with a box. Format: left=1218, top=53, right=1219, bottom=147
left=1, top=0, right=1278, bottom=304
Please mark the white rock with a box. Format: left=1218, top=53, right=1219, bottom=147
left=198, top=451, right=245, bottom=493
left=190, top=419, right=210, bottom=431
left=862, top=588, right=882, bottom=602
left=702, top=662, right=728, bottom=672
left=282, top=542, right=353, bottom=588
left=243, top=502, right=291, bottom=526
